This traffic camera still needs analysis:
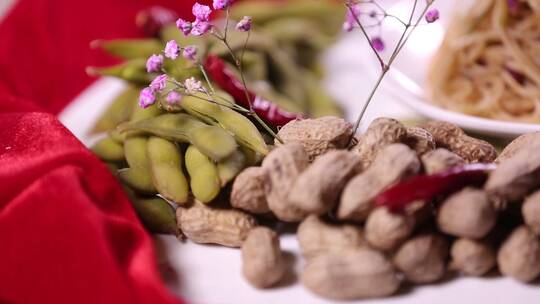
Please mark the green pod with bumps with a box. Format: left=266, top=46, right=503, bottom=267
left=108, top=129, right=126, bottom=143
left=87, top=59, right=153, bottom=84
left=91, top=86, right=139, bottom=134
left=230, top=0, right=345, bottom=35
left=131, top=197, right=178, bottom=235
left=91, top=39, right=163, bottom=60
left=147, top=137, right=189, bottom=204
left=180, top=93, right=269, bottom=155
left=118, top=113, right=237, bottom=162
left=91, top=136, right=124, bottom=162
left=122, top=137, right=156, bottom=193
left=119, top=168, right=156, bottom=193
left=185, top=145, right=220, bottom=203
left=217, top=149, right=247, bottom=186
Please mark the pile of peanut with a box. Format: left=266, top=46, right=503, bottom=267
left=175, top=116, right=540, bottom=300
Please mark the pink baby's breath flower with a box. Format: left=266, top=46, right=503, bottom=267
left=183, top=45, right=197, bottom=61
left=184, top=77, right=203, bottom=94
left=213, top=0, right=230, bottom=10
left=146, top=54, right=163, bottom=73
left=236, top=16, right=252, bottom=32
left=139, top=87, right=156, bottom=108
left=192, top=3, right=212, bottom=21
left=425, top=9, right=440, bottom=23
left=150, top=74, right=168, bottom=91
left=191, top=20, right=211, bottom=36
left=176, top=18, right=192, bottom=36
left=164, top=40, right=180, bottom=59
left=371, top=37, right=385, bottom=52
left=166, top=91, right=182, bottom=105
left=343, top=4, right=361, bottom=32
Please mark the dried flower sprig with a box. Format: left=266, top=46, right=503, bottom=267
left=139, top=1, right=282, bottom=142
left=343, top=0, right=439, bottom=138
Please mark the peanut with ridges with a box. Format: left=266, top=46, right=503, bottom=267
left=176, top=201, right=257, bottom=247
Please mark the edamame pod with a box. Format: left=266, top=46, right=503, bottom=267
left=91, top=39, right=163, bottom=59
left=185, top=145, right=220, bottom=203
left=91, top=136, right=124, bottom=162
left=263, top=18, right=331, bottom=50
left=86, top=59, right=152, bottom=84
left=108, top=129, right=125, bottom=143
left=147, top=137, right=189, bottom=204
left=91, top=86, right=139, bottom=133
left=131, top=197, right=178, bottom=235
left=217, top=149, right=247, bottom=186
left=267, top=49, right=308, bottom=108
left=123, top=137, right=156, bottom=193
left=180, top=94, right=269, bottom=155
left=131, top=102, right=161, bottom=122
left=118, top=113, right=237, bottom=161
left=230, top=0, right=345, bottom=35
left=119, top=168, right=156, bottom=193
left=240, top=146, right=263, bottom=166
left=209, top=29, right=275, bottom=56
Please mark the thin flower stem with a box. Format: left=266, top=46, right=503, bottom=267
left=198, top=63, right=216, bottom=94
left=347, top=3, right=385, bottom=69
left=394, top=4, right=432, bottom=58
left=220, top=31, right=283, bottom=143
left=348, top=0, right=435, bottom=141
left=224, top=8, right=230, bottom=41
left=387, top=0, right=418, bottom=65
left=350, top=67, right=388, bottom=140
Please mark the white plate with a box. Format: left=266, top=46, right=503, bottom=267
left=360, top=0, right=540, bottom=138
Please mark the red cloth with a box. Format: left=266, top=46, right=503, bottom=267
left=0, top=0, right=209, bottom=303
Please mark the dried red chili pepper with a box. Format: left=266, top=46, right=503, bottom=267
left=375, top=163, right=497, bottom=213
left=204, top=55, right=302, bottom=128
left=136, top=6, right=178, bottom=38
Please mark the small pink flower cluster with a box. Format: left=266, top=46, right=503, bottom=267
left=342, top=4, right=440, bottom=53
left=176, top=2, right=251, bottom=37
left=146, top=41, right=198, bottom=73
left=139, top=74, right=204, bottom=108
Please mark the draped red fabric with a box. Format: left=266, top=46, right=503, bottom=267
left=0, top=0, right=210, bottom=303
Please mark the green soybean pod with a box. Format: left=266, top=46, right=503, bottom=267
left=180, top=94, right=269, bottom=155
left=108, top=129, right=126, bottom=143
left=86, top=59, right=153, bottom=84
left=123, top=137, right=156, bottom=193
left=147, top=137, right=189, bottom=204
left=217, top=149, right=247, bottom=186
left=119, top=168, right=156, bottom=193
left=91, top=86, right=139, bottom=134
left=118, top=113, right=237, bottom=162
left=230, top=0, right=345, bottom=35
left=91, top=39, right=163, bottom=60
left=91, top=136, right=124, bottom=162
left=131, top=197, right=178, bottom=235
left=185, top=145, right=220, bottom=203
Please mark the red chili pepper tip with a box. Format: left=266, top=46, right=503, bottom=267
left=375, top=163, right=497, bottom=213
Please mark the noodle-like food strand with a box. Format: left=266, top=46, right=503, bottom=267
left=428, top=0, right=540, bottom=123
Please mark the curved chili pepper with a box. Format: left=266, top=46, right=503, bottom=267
left=375, top=163, right=497, bottom=213
left=204, top=55, right=302, bottom=128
